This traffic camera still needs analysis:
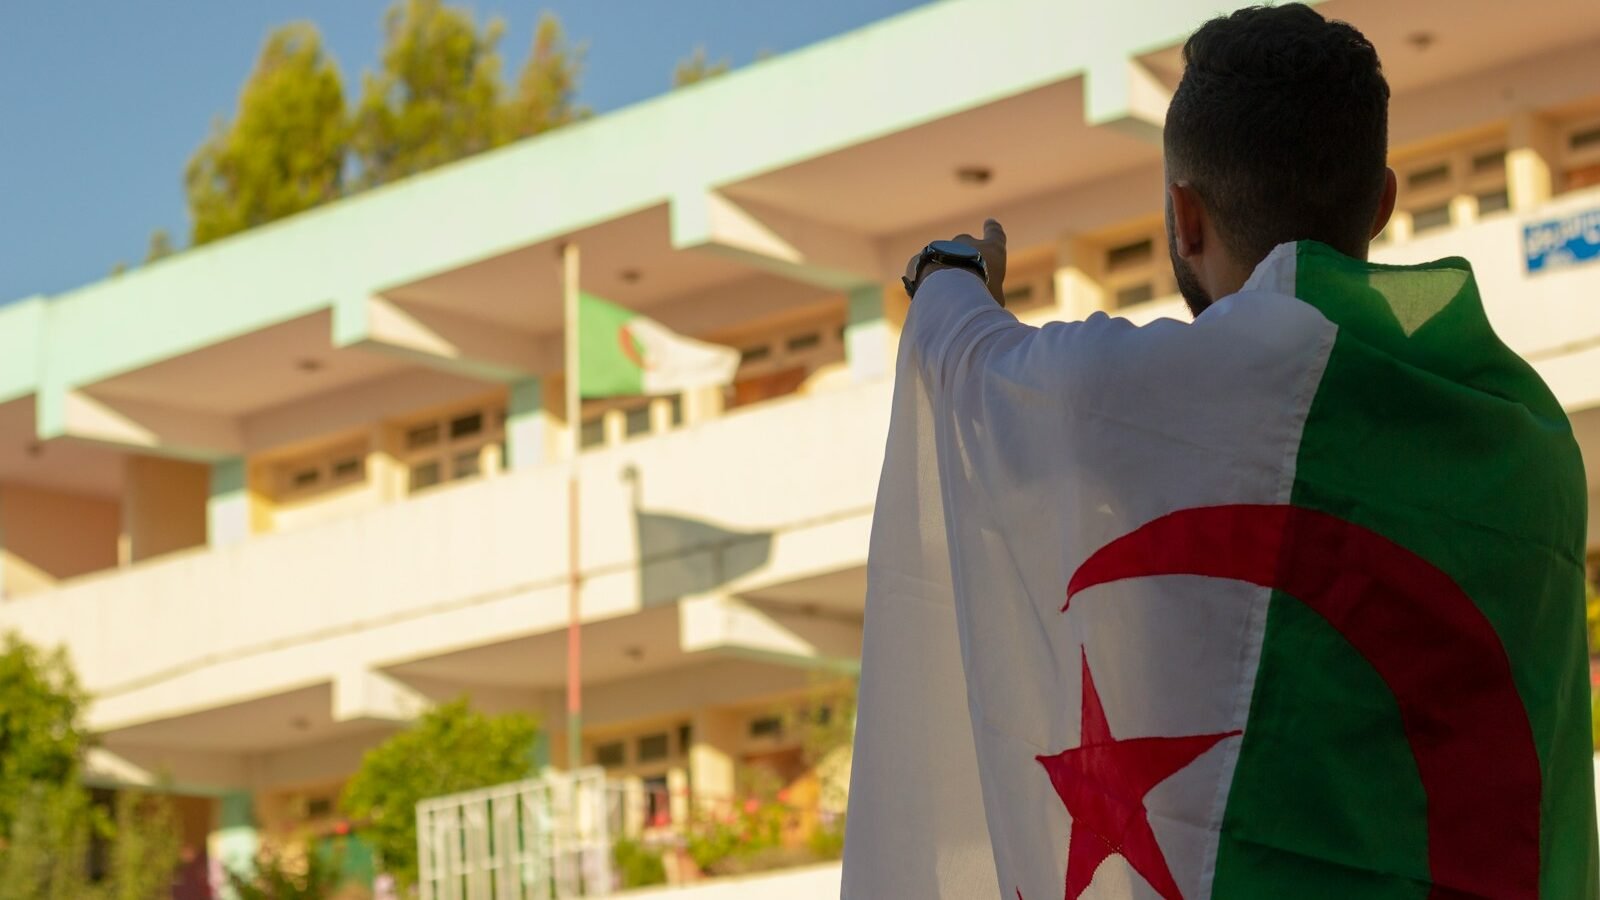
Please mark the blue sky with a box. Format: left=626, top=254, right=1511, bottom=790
left=0, top=1, right=933, bottom=304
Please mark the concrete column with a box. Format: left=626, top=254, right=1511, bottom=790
left=122, top=455, right=208, bottom=564
left=1450, top=194, right=1479, bottom=229
left=1054, top=238, right=1106, bottom=321
left=1509, top=111, right=1558, bottom=212
left=845, top=284, right=890, bottom=382
left=681, top=385, right=725, bottom=426
left=689, top=707, right=742, bottom=813
left=206, top=791, right=257, bottom=899
left=505, top=376, right=547, bottom=470
left=208, top=457, right=250, bottom=547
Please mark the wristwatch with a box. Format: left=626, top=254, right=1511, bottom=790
left=903, top=240, right=988, bottom=298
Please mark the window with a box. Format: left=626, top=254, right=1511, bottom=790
left=273, top=440, right=369, bottom=501
left=595, top=741, right=626, bottom=767
left=1411, top=203, right=1452, bottom=234
left=724, top=311, right=848, bottom=410
left=399, top=402, right=505, bottom=495
left=749, top=715, right=784, bottom=739
left=643, top=774, right=671, bottom=826
left=786, top=331, right=822, bottom=353
left=678, top=722, right=693, bottom=755
left=624, top=404, right=652, bottom=437
left=449, top=412, right=483, bottom=439
left=408, top=461, right=441, bottom=491
left=1561, top=116, right=1600, bottom=194
left=1095, top=225, right=1175, bottom=310
left=580, top=417, right=606, bottom=448
left=405, top=423, right=440, bottom=450
left=637, top=732, right=670, bottom=763
left=1105, top=238, right=1153, bottom=272
left=331, top=456, right=362, bottom=481
left=1115, top=283, right=1155, bottom=307
left=1476, top=189, right=1510, bottom=215
left=1392, top=138, right=1508, bottom=238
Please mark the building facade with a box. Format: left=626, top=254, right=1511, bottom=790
left=3, top=0, right=1600, bottom=887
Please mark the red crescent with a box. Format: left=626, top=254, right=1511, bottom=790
left=618, top=324, right=652, bottom=371
left=1066, top=504, right=1539, bottom=900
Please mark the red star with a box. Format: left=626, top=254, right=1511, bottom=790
left=1036, top=652, right=1239, bottom=900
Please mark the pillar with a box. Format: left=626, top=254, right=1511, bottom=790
left=845, top=284, right=890, bottom=382
left=1509, top=111, right=1558, bottom=212
left=1054, top=237, right=1107, bottom=321
left=122, top=455, right=208, bottom=564
left=208, top=457, right=250, bottom=547
left=207, top=791, right=258, bottom=899
left=505, top=376, right=548, bottom=471
left=688, top=707, right=741, bottom=813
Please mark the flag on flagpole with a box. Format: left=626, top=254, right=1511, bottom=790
left=844, top=242, right=1598, bottom=899
left=578, top=292, right=739, bottom=398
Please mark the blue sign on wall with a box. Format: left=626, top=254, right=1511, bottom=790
left=1524, top=207, right=1600, bottom=274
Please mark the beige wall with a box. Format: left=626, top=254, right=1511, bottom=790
left=122, top=456, right=208, bottom=564
left=0, top=483, right=119, bottom=598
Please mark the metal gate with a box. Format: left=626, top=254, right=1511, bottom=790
left=416, top=768, right=614, bottom=900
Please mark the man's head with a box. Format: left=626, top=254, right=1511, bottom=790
left=1164, top=3, right=1396, bottom=315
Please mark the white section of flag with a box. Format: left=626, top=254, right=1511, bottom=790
left=843, top=266, right=1335, bottom=899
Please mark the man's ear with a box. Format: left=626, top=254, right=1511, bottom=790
left=1168, top=182, right=1205, bottom=259
left=1370, top=167, right=1398, bottom=239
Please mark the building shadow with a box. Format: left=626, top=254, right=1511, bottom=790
left=621, top=465, right=773, bottom=607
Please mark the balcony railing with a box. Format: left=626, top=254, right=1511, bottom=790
left=0, top=378, right=890, bottom=731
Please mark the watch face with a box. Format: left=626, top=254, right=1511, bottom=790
left=928, top=239, right=982, bottom=261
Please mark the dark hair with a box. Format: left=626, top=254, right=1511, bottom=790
left=1165, top=3, right=1390, bottom=263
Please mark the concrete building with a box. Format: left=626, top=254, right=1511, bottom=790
left=3, top=0, right=1600, bottom=889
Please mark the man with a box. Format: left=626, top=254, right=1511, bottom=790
left=844, top=5, right=1599, bottom=899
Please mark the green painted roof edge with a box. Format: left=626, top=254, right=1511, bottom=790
left=25, top=0, right=1243, bottom=401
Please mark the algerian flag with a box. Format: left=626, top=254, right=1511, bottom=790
left=577, top=293, right=739, bottom=398
left=844, top=243, right=1598, bottom=898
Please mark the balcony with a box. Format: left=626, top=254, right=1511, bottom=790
left=0, top=378, right=888, bottom=749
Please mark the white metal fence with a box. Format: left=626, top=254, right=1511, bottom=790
left=416, top=767, right=615, bottom=900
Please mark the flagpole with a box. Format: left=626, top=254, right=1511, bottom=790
left=562, top=241, right=583, bottom=774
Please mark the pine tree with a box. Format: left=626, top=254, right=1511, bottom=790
left=673, top=46, right=732, bottom=88
left=184, top=23, right=347, bottom=245
left=353, top=0, right=507, bottom=186
left=501, top=11, right=589, bottom=141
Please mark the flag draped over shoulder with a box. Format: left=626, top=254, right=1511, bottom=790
left=843, top=242, right=1599, bottom=899
left=577, top=292, right=738, bottom=398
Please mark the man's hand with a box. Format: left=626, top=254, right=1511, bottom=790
left=904, top=218, right=1008, bottom=306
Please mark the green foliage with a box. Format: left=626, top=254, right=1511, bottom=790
left=0, top=635, right=182, bottom=898
left=341, top=699, right=538, bottom=889
left=0, top=634, right=89, bottom=840
left=807, top=819, right=845, bottom=861
left=185, top=22, right=347, bottom=245
left=501, top=12, right=588, bottom=141
left=228, top=841, right=345, bottom=900
left=0, top=781, right=97, bottom=900
left=102, top=789, right=184, bottom=900
left=353, top=0, right=505, bottom=186
left=611, top=837, right=667, bottom=889
left=144, top=230, right=174, bottom=264
left=672, top=46, right=731, bottom=88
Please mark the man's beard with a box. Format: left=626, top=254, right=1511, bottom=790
left=1167, top=226, right=1213, bottom=318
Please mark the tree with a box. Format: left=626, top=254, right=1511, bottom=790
left=0, top=634, right=88, bottom=839
left=342, top=699, right=538, bottom=889
left=144, top=229, right=174, bottom=263
left=185, top=23, right=348, bottom=245
left=354, top=0, right=507, bottom=187
left=673, top=47, right=731, bottom=88
left=0, top=635, right=180, bottom=899
left=500, top=11, right=588, bottom=141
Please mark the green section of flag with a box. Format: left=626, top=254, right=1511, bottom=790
left=1213, top=243, right=1597, bottom=897
left=577, top=292, right=644, bottom=399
